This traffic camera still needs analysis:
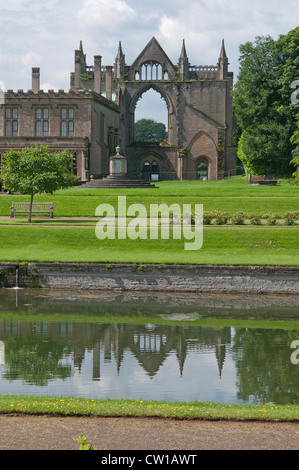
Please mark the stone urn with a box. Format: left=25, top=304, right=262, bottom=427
left=109, top=146, right=127, bottom=176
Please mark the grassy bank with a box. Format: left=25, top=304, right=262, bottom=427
left=0, top=225, right=297, bottom=265
left=0, top=395, right=298, bottom=421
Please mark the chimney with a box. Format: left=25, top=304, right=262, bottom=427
left=105, top=66, right=113, bottom=101
left=74, top=50, right=81, bottom=88
left=94, top=55, right=102, bottom=94
left=32, top=67, right=40, bottom=93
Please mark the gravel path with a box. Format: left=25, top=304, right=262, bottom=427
left=0, top=414, right=298, bottom=450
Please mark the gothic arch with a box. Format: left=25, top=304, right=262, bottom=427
left=128, top=83, right=175, bottom=144
left=190, top=131, right=218, bottom=179
left=194, top=155, right=211, bottom=180
left=137, top=151, right=163, bottom=179
left=189, top=130, right=217, bottom=149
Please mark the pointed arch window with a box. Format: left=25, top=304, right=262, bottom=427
left=140, top=62, right=165, bottom=81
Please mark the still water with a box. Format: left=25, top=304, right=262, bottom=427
left=0, top=288, right=298, bottom=404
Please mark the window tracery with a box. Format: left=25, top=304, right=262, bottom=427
left=138, top=62, right=167, bottom=81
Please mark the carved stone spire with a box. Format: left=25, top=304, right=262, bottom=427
left=178, top=39, right=189, bottom=79
left=115, top=40, right=125, bottom=79
left=180, top=39, right=188, bottom=61
left=218, top=39, right=229, bottom=79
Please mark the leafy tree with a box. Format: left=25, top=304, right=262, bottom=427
left=134, top=118, right=168, bottom=142
left=232, top=27, right=299, bottom=176
left=273, top=27, right=299, bottom=111
left=233, top=36, right=277, bottom=132
left=290, top=113, right=299, bottom=184
left=0, top=145, right=77, bottom=221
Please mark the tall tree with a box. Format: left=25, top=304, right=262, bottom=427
left=0, top=145, right=77, bottom=222
left=233, top=28, right=299, bottom=176
left=290, top=113, right=299, bottom=184
left=134, top=118, right=168, bottom=142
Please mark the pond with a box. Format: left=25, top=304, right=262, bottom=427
left=0, top=288, right=298, bottom=405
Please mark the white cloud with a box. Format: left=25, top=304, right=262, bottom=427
left=0, top=0, right=298, bottom=91
left=76, top=0, right=136, bottom=28
left=156, top=0, right=299, bottom=75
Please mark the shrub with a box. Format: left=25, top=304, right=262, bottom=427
left=203, top=212, right=214, bottom=225
left=284, top=212, right=296, bottom=225
left=249, top=214, right=262, bottom=225
left=214, top=211, right=229, bottom=225
left=265, top=213, right=279, bottom=226
left=231, top=212, right=245, bottom=225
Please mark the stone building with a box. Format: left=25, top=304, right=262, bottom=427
left=0, top=37, right=236, bottom=183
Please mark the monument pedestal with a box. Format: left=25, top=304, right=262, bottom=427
left=84, top=147, right=158, bottom=188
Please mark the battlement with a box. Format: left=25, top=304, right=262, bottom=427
left=4, top=89, right=92, bottom=98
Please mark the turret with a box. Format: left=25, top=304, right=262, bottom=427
left=73, top=40, right=86, bottom=89
left=178, top=39, right=189, bottom=80
left=115, top=41, right=125, bottom=79
left=218, top=39, right=229, bottom=79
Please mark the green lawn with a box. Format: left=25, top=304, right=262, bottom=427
left=0, top=225, right=297, bottom=265
left=0, top=177, right=298, bottom=265
left=0, top=176, right=298, bottom=218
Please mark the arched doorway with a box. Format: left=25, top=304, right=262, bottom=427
left=195, top=157, right=210, bottom=180
left=142, top=160, right=160, bottom=180
left=197, top=162, right=208, bottom=180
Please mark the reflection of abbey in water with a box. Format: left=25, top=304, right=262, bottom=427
left=0, top=321, right=231, bottom=380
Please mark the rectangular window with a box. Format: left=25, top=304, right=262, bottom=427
left=12, top=120, right=18, bottom=136
left=35, top=120, right=41, bottom=136
left=61, top=120, right=67, bottom=137
left=60, top=107, right=74, bottom=136
left=5, top=120, right=11, bottom=136
left=61, top=108, right=67, bottom=119
left=35, top=107, right=49, bottom=136
left=68, top=120, right=74, bottom=136
left=43, top=120, right=49, bottom=137
left=4, top=107, right=19, bottom=136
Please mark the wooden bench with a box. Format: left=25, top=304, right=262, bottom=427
left=249, top=175, right=277, bottom=186
left=10, top=202, right=54, bottom=218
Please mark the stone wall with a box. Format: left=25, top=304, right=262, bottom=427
left=1, top=263, right=298, bottom=294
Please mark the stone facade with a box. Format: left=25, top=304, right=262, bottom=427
left=0, top=37, right=236, bottom=183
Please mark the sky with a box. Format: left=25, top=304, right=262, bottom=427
left=0, top=0, right=298, bottom=124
